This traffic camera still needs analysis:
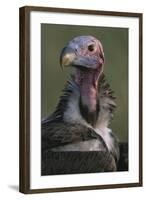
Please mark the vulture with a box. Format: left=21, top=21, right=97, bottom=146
left=42, top=35, right=120, bottom=173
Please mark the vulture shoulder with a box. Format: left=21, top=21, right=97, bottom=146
left=42, top=122, right=107, bottom=152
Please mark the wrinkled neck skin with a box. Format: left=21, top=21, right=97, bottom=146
left=74, top=67, right=102, bottom=126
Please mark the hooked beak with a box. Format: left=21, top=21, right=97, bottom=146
left=60, top=47, right=76, bottom=69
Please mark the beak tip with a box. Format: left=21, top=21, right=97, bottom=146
left=60, top=47, right=76, bottom=68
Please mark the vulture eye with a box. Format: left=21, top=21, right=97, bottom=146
left=88, top=44, right=94, bottom=52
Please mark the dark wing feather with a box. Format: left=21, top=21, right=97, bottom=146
left=42, top=121, right=107, bottom=151
left=42, top=151, right=117, bottom=175
left=42, top=122, right=118, bottom=173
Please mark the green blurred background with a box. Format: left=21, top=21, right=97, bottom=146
left=41, top=24, right=128, bottom=142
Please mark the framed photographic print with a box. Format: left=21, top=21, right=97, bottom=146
left=19, top=6, right=143, bottom=194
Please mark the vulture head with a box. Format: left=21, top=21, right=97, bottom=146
left=60, top=36, right=105, bottom=125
